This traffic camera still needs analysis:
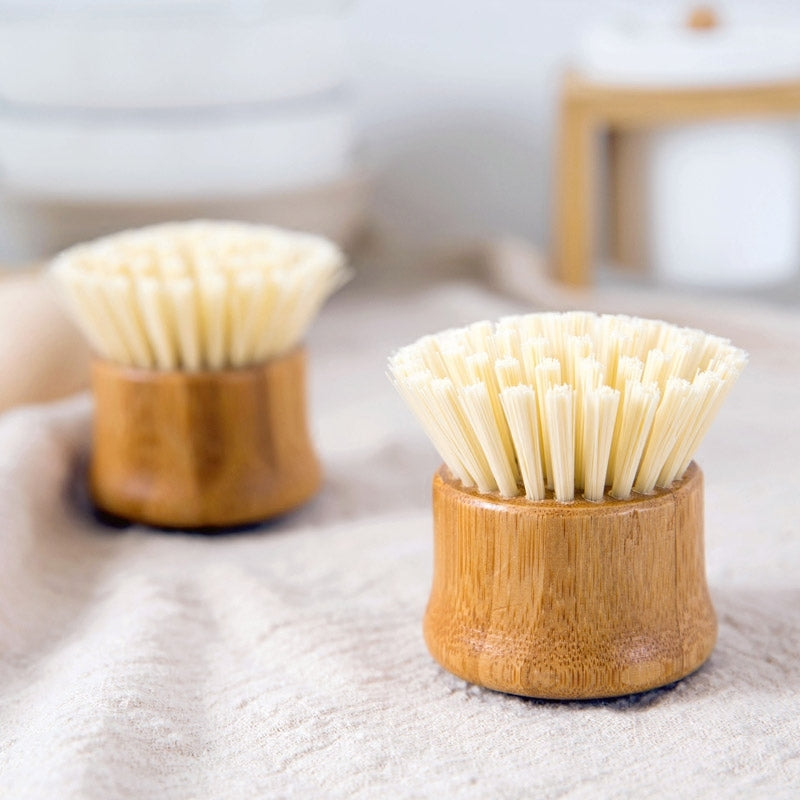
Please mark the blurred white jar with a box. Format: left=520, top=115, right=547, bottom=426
left=0, top=0, right=361, bottom=262
left=576, top=13, right=800, bottom=288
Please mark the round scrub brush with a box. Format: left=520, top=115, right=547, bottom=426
left=389, top=311, right=747, bottom=699
left=52, top=221, right=349, bottom=529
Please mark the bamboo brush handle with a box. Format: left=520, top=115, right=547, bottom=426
left=425, top=462, right=716, bottom=699
left=90, top=348, right=321, bottom=528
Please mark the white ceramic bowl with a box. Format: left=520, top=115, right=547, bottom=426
left=575, top=20, right=800, bottom=87
left=0, top=1, right=354, bottom=199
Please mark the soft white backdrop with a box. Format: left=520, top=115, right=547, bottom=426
left=350, top=0, right=800, bottom=249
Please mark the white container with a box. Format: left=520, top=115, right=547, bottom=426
left=645, top=121, right=800, bottom=287
left=576, top=16, right=800, bottom=287
left=0, top=1, right=358, bottom=262
left=0, top=104, right=353, bottom=202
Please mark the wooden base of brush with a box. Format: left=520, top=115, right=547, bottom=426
left=425, top=463, right=716, bottom=699
left=90, top=348, right=321, bottom=529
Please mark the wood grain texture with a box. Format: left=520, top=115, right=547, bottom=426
left=90, top=348, right=320, bottom=529
left=424, top=462, right=716, bottom=699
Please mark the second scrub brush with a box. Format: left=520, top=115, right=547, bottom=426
left=52, top=221, right=349, bottom=529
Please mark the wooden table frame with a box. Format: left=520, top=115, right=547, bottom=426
left=554, top=73, right=800, bottom=285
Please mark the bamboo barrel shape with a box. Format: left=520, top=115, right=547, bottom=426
left=90, top=347, right=321, bottom=528
left=425, top=462, right=716, bottom=699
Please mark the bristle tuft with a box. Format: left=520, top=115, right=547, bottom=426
left=389, top=312, right=746, bottom=503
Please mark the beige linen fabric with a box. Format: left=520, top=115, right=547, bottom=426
left=0, top=253, right=798, bottom=798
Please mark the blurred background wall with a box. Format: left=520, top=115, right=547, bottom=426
left=3, top=0, right=800, bottom=278
left=352, top=0, right=800, bottom=250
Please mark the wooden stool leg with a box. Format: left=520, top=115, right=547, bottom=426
left=608, top=129, right=650, bottom=273
left=554, top=92, right=596, bottom=286
left=607, top=128, right=624, bottom=266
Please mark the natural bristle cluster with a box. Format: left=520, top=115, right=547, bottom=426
left=389, top=312, right=747, bottom=502
left=51, top=221, right=349, bottom=370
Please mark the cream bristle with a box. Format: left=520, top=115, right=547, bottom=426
left=402, top=373, right=473, bottom=488
left=61, top=277, right=120, bottom=361
left=106, top=276, right=153, bottom=368
left=642, top=348, right=667, bottom=388
left=398, top=374, right=463, bottom=484
left=612, top=355, right=644, bottom=393
left=461, top=383, right=518, bottom=497
left=607, top=356, right=643, bottom=480
left=51, top=221, right=349, bottom=370
left=609, top=380, right=660, bottom=500
left=197, top=272, right=227, bottom=370
left=433, top=378, right=494, bottom=492
left=137, top=276, right=176, bottom=370
left=583, top=386, right=620, bottom=502
left=400, top=372, right=475, bottom=489
left=466, top=352, right=520, bottom=482
left=656, top=371, right=720, bottom=487
left=609, top=335, right=634, bottom=385
left=388, top=312, right=746, bottom=503
left=675, top=350, right=747, bottom=476
left=495, top=357, right=523, bottom=391
left=574, top=356, right=604, bottom=492
left=82, top=275, right=132, bottom=365
left=564, top=310, right=596, bottom=337
left=633, top=378, right=694, bottom=494
left=539, top=314, right=565, bottom=363
left=494, top=326, right=522, bottom=362
left=699, top=334, right=731, bottom=369
left=545, top=384, right=575, bottom=503
left=534, top=359, right=562, bottom=490
left=500, top=386, right=545, bottom=500
left=564, top=335, right=592, bottom=389
left=467, top=321, right=495, bottom=357
left=440, top=344, right=471, bottom=388
left=520, top=337, right=550, bottom=384
left=169, top=277, right=201, bottom=371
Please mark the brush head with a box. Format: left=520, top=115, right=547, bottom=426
left=51, top=220, right=350, bottom=371
left=389, top=311, right=747, bottom=502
